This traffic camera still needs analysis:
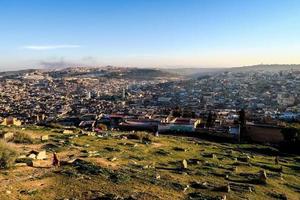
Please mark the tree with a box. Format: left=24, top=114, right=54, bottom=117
left=239, top=109, right=246, bottom=127
left=206, top=112, right=213, bottom=128
left=281, top=127, right=299, bottom=142
left=238, top=109, right=247, bottom=139
left=172, top=106, right=182, bottom=118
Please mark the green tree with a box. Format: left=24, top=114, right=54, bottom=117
left=281, top=127, right=299, bottom=142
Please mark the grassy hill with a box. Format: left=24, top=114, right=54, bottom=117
left=0, top=126, right=299, bottom=200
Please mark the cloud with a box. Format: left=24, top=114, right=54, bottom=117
left=21, top=44, right=81, bottom=50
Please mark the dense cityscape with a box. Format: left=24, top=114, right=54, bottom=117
left=1, top=66, right=299, bottom=199
left=1, top=66, right=299, bottom=125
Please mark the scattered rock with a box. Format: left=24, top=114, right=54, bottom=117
left=213, top=184, right=231, bottom=193
left=18, top=155, right=27, bottom=159
left=188, top=192, right=224, bottom=200
left=238, top=156, right=250, bottom=163
left=173, top=147, right=187, bottom=152
left=109, top=172, right=130, bottom=184
left=190, top=181, right=210, bottom=189
left=155, top=149, right=170, bottom=156
left=188, top=159, right=202, bottom=165
left=63, top=130, right=73, bottom=134
left=16, top=157, right=34, bottom=166
left=20, top=189, right=38, bottom=195
left=211, top=154, right=217, bottom=159
left=183, top=185, right=190, bottom=192
left=109, top=157, right=117, bottom=162
left=268, top=192, right=287, bottom=200
left=104, top=147, right=120, bottom=152
left=142, top=165, right=149, bottom=169
left=41, top=135, right=49, bottom=142
left=171, top=182, right=186, bottom=191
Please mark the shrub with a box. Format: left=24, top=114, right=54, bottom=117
left=0, top=140, right=19, bottom=169
left=9, top=132, right=34, bottom=144
left=127, top=132, right=153, bottom=143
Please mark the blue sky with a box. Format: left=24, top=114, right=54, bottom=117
left=0, top=0, right=300, bottom=70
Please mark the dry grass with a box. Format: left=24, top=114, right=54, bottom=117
left=0, top=139, right=19, bottom=169
left=9, top=131, right=34, bottom=144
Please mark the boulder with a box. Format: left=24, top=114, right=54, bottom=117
left=15, top=163, right=28, bottom=167
left=30, top=160, right=49, bottom=167
left=238, top=156, right=251, bottom=163
left=28, top=154, right=36, bottom=159
left=18, top=155, right=27, bottom=159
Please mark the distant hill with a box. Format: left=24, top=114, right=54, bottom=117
left=230, top=64, right=300, bottom=72
left=163, top=64, right=300, bottom=77
left=161, top=68, right=225, bottom=76
left=0, top=69, right=38, bottom=78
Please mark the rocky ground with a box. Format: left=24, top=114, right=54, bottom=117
left=0, top=126, right=299, bottom=200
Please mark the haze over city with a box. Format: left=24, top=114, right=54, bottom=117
left=1, top=0, right=300, bottom=70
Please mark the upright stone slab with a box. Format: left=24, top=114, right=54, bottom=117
left=36, top=150, right=47, bottom=160
left=41, top=135, right=49, bottom=142
left=182, top=159, right=188, bottom=169
left=259, top=170, right=268, bottom=184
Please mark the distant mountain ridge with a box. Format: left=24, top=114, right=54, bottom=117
left=1, top=64, right=300, bottom=77
left=164, top=64, right=300, bottom=77
left=231, top=64, right=300, bottom=71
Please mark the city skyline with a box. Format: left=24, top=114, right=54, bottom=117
left=1, top=0, right=300, bottom=70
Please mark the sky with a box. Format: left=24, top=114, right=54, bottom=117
left=1, top=0, right=300, bottom=71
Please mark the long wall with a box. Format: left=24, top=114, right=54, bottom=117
left=246, top=125, right=284, bottom=144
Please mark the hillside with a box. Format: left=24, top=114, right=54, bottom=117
left=0, top=126, right=299, bottom=200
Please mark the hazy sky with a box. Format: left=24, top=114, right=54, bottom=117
left=1, top=0, right=300, bottom=70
